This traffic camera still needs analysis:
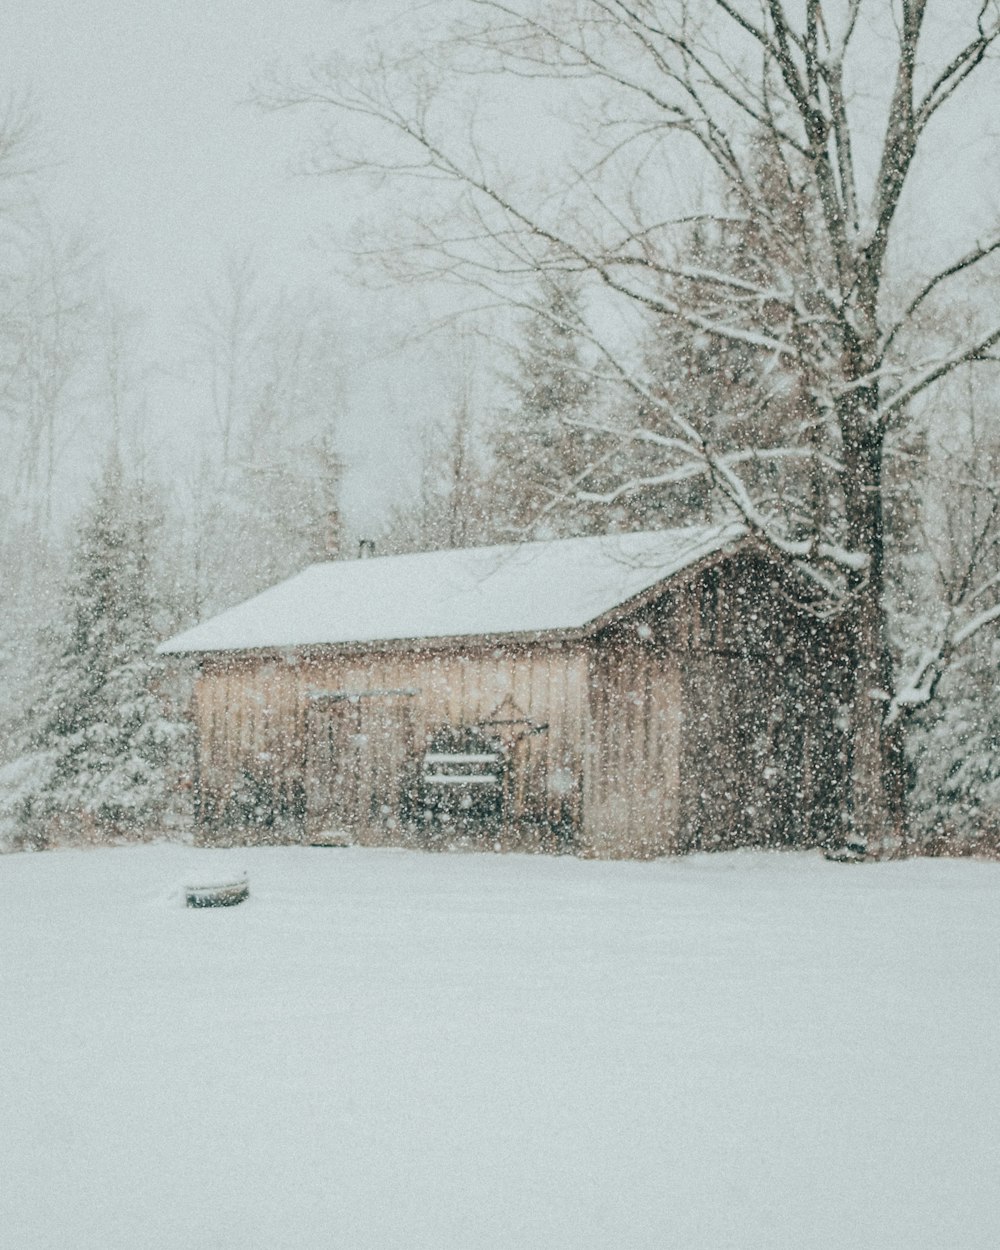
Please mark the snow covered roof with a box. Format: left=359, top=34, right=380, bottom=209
left=157, top=523, right=747, bottom=655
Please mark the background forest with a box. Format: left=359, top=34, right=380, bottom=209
left=2, top=1, right=1000, bottom=856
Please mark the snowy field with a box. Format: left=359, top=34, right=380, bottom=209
left=1, top=845, right=998, bottom=1250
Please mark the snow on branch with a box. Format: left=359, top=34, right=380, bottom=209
left=877, top=327, right=1000, bottom=427
left=564, top=381, right=863, bottom=597
left=887, top=601, right=1000, bottom=726
left=880, top=234, right=1000, bottom=358
left=574, top=443, right=846, bottom=507
left=952, top=600, right=1000, bottom=649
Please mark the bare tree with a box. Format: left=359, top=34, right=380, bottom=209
left=0, top=107, right=95, bottom=533
left=270, top=0, right=1000, bottom=854
left=0, top=101, right=100, bottom=750
left=175, top=267, right=348, bottom=615
left=188, top=252, right=264, bottom=466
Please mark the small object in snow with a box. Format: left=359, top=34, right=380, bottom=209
left=824, top=842, right=866, bottom=863
left=185, top=875, right=249, bottom=908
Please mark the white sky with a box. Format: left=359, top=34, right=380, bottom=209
left=0, top=0, right=447, bottom=527
left=2, top=1, right=999, bottom=526
left=0, top=0, right=402, bottom=310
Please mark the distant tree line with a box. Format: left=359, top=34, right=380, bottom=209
left=0, top=117, right=347, bottom=849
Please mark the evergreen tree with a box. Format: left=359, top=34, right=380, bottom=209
left=379, top=389, right=493, bottom=555
left=901, top=391, right=1000, bottom=849
left=21, top=455, right=188, bottom=842
left=606, top=137, right=833, bottom=536
left=908, top=635, right=1000, bottom=852
left=486, top=275, right=602, bottom=540
left=485, top=182, right=818, bottom=540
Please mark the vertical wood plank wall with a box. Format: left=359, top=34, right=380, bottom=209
left=194, top=643, right=590, bottom=845
left=582, top=628, right=682, bottom=858
left=581, top=551, right=844, bottom=855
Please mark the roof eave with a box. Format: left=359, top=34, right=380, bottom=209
left=162, top=625, right=596, bottom=663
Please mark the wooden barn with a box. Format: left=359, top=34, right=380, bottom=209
left=158, top=525, right=848, bottom=857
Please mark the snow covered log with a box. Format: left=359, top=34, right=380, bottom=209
left=185, top=875, right=249, bottom=908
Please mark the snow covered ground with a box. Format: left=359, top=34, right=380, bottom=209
left=1, top=844, right=998, bottom=1250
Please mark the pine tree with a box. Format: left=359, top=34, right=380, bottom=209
left=908, top=635, right=1000, bottom=852
left=607, top=141, right=831, bottom=535
left=486, top=274, right=602, bottom=540
left=485, top=212, right=813, bottom=540
left=23, top=455, right=188, bottom=842
left=901, top=391, right=1000, bottom=851
left=378, top=387, right=494, bottom=555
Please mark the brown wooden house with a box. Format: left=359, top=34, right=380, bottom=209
left=159, top=525, right=848, bottom=857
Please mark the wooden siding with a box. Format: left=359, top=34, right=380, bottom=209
left=582, top=550, right=846, bottom=855
left=193, top=642, right=590, bottom=846
left=583, top=634, right=682, bottom=858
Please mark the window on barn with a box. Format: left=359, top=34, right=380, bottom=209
left=417, top=725, right=506, bottom=828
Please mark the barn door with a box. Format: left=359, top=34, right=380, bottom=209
left=305, top=691, right=416, bottom=837
left=679, top=655, right=806, bottom=849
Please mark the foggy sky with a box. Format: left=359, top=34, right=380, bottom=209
left=0, top=0, right=447, bottom=528
left=3, top=1, right=999, bottom=526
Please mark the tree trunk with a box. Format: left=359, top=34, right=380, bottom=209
left=840, top=413, right=907, bottom=856
left=847, top=579, right=907, bottom=855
